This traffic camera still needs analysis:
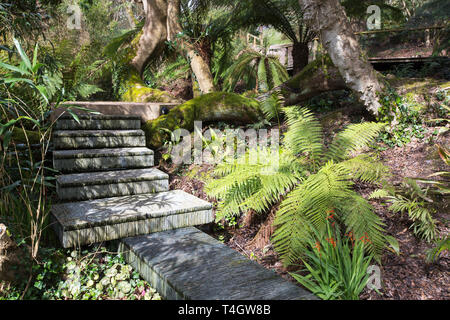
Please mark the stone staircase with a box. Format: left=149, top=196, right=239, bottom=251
left=51, top=112, right=316, bottom=300
left=51, top=114, right=213, bottom=248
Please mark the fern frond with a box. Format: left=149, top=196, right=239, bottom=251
left=337, top=192, right=387, bottom=257
left=273, top=162, right=354, bottom=264
left=388, top=194, right=437, bottom=242
left=260, top=90, right=284, bottom=122
left=267, top=56, right=288, bottom=88
left=206, top=147, right=305, bottom=222
left=340, top=154, right=389, bottom=183
left=257, top=58, right=268, bottom=92
left=103, top=22, right=144, bottom=57
left=326, top=122, right=386, bottom=161
left=368, top=189, right=390, bottom=199
left=75, top=83, right=103, bottom=99
left=283, top=106, right=324, bottom=163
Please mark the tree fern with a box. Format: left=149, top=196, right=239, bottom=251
left=206, top=106, right=392, bottom=263
left=224, top=47, right=288, bottom=93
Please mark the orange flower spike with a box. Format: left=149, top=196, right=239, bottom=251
left=326, top=237, right=337, bottom=248
left=314, top=241, right=321, bottom=253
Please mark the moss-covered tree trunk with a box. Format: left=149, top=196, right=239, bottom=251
left=143, top=92, right=262, bottom=148
left=118, top=0, right=214, bottom=102
left=261, top=55, right=347, bottom=106
left=117, top=0, right=181, bottom=103
left=299, top=0, right=384, bottom=116
left=167, top=0, right=215, bottom=93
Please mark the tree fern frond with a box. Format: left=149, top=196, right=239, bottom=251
left=337, top=192, right=387, bottom=258
left=340, top=155, right=389, bottom=183
left=326, top=122, right=386, bottom=161
left=257, top=58, right=268, bottom=92
left=260, top=90, right=284, bottom=122
left=283, top=106, right=324, bottom=163
left=388, top=195, right=437, bottom=242
left=273, top=162, right=354, bottom=264
left=267, top=57, right=288, bottom=88
left=206, top=147, right=305, bottom=222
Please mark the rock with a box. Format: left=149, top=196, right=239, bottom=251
left=0, top=224, right=22, bottom=283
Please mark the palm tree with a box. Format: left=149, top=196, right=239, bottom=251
left=223, top=40, right=289, bottom=93
left=231, top=0, right=316, bottom=74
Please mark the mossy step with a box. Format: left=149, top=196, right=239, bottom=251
left=53, top=147, right=154, bottom=173
left=119, top=227, right=317, bottom=300
left=52, top=190, right=213, bottom=248
left=55, top=114, right=141, bottom=130
left=53, top=130, right=146, bottom=149
left=57, top=168, right=169, bottom=201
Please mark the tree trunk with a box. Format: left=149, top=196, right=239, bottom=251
left=143, top=92, right=262, bottom=148
left=119, top=0, right=215, bottom=102
left=299, top=0, right=384, bottom=116
left=261, top=55, right=347, bottom=106
left=292, top=42, right=310, bottom=74
left=167, top=0, right=215, bottom=94
left=132, top=0, right=168, bottom=75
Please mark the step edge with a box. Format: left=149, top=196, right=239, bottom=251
left=53, top=148, right=154, bottom=159
left=52, top=203, right=213, bottom=232
left=57, top=172, right=169, bottom=187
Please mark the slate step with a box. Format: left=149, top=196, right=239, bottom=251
left=56, top=168, right=169, bottom=201
left=53, top=130, right=146, bottom=149
left=53, top=147, right=154, bottom=173
left=55, top=114, right=141, bottom=130
left=52, top=190, right=214, bottom=248
left=119, top=227, right=317, bottom=300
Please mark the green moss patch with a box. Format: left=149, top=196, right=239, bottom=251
left=143, top=92, right=262, bottom=148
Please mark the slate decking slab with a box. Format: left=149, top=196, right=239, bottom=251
left=53, top=130, right=146, bottom=149
left=56, top=168, right=169, bottom=201
left=119, top=227, right=317, bottom=300
left=57, top=168, right=169, bottom=187
left=53, top=147, right=154, bottom=173
left=55, top=114, right=141, bottom=130
left=52, top=191, right=213, bottom=247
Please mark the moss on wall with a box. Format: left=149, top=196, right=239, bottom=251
left=11, top=127, right=41, bottom=145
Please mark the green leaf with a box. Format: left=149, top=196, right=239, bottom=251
left=0, top=61, right=31, bottom=76
left=32, top=42, right=39, bottom=70
left=385, top=235, right=400, bottom=255
left=2, top=77, right=35, bottom=86
left=13, top=38, right=32, bottom=72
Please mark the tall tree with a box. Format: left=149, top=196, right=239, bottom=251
left=299, top=0, right=384, bottom=115
left=131, top=0, right=215, bottom=95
